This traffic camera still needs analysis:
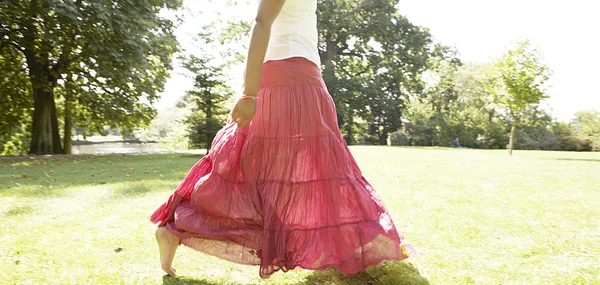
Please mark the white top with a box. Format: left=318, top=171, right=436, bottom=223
left=263, top=0, right=321, bottom=67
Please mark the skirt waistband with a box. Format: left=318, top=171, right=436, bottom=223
left=259, top=57, right=326, bottom=89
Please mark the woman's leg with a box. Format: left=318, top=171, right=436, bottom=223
left=156, top=226, right=180, bottom=276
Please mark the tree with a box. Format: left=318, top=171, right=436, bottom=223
left=403, top=100, right=436, bottom=146
left=181, top=56, right=232, bottom=151
left=170, top=19, right=238, bottom=152
left=573, top=110, right=600, bottom=151
left=403, top=58, right=520, bottom=149
left=487, top=40, right=551, bottom=155
left=180, top=1, right=433, bottom=145
left=551, top=122, right=585, bottom=151
left=455, top=63, right=508, bottom=149
left=1, top=0, right=182, bottom=154
left=513, top=106, right=557, bottom=150
left=403, top=45, right=466, bottom=147
left=0, top=45, right=32, bottom=155
left=317, top=0, right=433, bottom=144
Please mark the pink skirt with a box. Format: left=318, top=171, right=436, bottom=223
left=149, top=57, right=413, bottom=278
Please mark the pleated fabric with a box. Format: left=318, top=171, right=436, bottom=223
left=149, top=57, right=413, bottom=278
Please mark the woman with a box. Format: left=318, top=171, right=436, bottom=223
left=150, top=0, right=413, bottom=278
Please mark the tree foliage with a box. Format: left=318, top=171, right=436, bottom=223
left=180, top=55, right=232, bottom=151
left=0, top=0, right=182, bottom=154
left=403, top=46, right=465, bottom=147
left=402, top=59, right=583, bottom=151
left=0, top=45, right=32, bottom=155
left=573, top=110, right=600, bottom=151
left=317, top=0, right=433, bottom=145
left=486, top=40, right=551, bottom=155
left=185, top=1, right=436, bottom=146
left=550, top=122, right=587, bottom=151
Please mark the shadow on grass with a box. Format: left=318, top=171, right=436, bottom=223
left=0, top=154, right=204, bottom=198
left=0, top=186, right=67, bottom=198
left=114, top=183, right=153, bottom=197
left=162, top=262, right=429, bottom=285
left=301, top=262, right=430, bottom=285
left=551, top=158, right=600, bottom=163
left=163, top=275, right=219, bottom=285
left=2, top=205, right=34, bottom=217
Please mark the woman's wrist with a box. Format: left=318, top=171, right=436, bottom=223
left=242, top=88, right=258, bottom=99
left=243, top=85, right=259, bottom=97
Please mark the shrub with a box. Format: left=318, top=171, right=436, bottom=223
left=388, top=131, right=411, bottom=146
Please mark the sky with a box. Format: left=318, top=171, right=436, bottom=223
left=158, top=0, right=600, bottom=122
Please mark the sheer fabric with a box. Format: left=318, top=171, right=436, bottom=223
left=150, top=57, right=413, bottom=278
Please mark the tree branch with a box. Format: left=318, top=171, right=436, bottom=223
left=21, top=0, right=39, bottom=63
left=340, top=51, right=363, bottom=57
left=346, top=27, right=370, bottom=36
left=53, top=41, right=76, bottom=75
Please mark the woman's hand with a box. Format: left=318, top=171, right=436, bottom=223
left=231, top=96, right=257, bottom=129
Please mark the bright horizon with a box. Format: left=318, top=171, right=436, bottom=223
left=158, top=0, right=600, bottom=122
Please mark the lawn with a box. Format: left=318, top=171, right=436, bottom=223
left=1, top=147, right=599, bottom=285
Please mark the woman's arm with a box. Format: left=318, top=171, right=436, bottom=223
left=243, top=0, right=286, bottom=96
left=231, top=0, right=285, bottom=129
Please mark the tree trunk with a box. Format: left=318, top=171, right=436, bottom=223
left=205, top=98, right=213, bottom=154
left=205, top=119, right=213, bottom=155
left=344, top=122, right=354, bottom=145
left=508, top=124, right=516, bottom=156
left=50, top=97, right=63, bottom=154
left=320, top=40, right=337, bottom=71
left=207, top=132, right=215, bottom=155
left=30, top=88, right=54, bottom=155
left=63, top=115, right=73, bottom=154
left=379, top=130, right=388, bottom=145
left=341, top=107, right=354, bottom=145
left=63, top=75, right=74, bottom=154
left=63, top=103, right=73, bottom=155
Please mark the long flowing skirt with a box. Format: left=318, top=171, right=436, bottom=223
left=149, top=57, right=413, bottom=278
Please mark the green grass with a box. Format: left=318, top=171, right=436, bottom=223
left=1, top=148, right=599, bottom=285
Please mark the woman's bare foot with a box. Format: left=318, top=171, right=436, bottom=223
left=156, top=226, right=180, bottom=276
